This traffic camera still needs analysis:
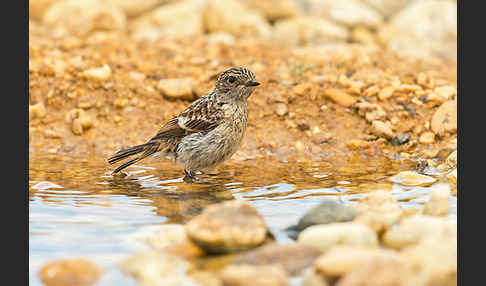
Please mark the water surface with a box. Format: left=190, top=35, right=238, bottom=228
left=29, top=154, right=456, bottom=285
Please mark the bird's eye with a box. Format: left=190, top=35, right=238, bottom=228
left=227, top=76, right=236, bottom=83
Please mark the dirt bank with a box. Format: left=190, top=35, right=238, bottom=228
left=29, top=20, right=457, bottom=165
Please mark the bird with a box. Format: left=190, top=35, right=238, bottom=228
left=108, top=67, right=260, bottom=182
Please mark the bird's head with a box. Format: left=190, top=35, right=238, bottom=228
left=215, top=67, right=260, bottom=100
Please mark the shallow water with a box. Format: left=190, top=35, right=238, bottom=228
left=29, top=154, right=456, bottom=285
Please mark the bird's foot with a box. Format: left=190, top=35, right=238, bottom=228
left=183, top=169, right=200, bottom=183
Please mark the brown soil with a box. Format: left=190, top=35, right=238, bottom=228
left=29, top=20, right=457, bottom=165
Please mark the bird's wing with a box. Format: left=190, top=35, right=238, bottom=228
left=150, top=97, right=225, bottom=143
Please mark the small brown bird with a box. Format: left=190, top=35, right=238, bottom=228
left=108, top=67, right=260, bottom=182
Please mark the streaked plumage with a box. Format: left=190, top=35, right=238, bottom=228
left=108, top=67, right=260, bottom=181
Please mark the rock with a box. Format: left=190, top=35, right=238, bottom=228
left=144, top=224, right=187, bottom=249
left=40, top=258, right=102, bottom=286
left=396, top=84, right=422, bottom=94
left=43, top=0, right=126, bottom=36
left=104, top=0, right=165, bottom=18
left=72, top=116, right=94, bottom=136
left=29, top=102, right=46, bottom=119
left=232, top=243, right=321, bottom=276
left=355, top=101, right=386, bottom=122
left=378, top=1, right=457, bottom=61
left=207, top=32, right=236, bottom=45
left=431, top=99, right=457, bottom=136
left=434, top=86, right=456, bottom=101
left=335, top=250, right=404, bottom=286
left=382, top=215, right=457, bottom=250
left=82, top=65, right=112, bottom=82
left=293, top=84, right=311, bottom=96
left=388, top=171, right=436, bottom=186
left=120, top=251, right=197, bottom=286
left=423, top=184, right=451, bottom=216
left=274, top=103, right=288, bottom=116
left=157, top=78, right=196, bottom=101
left=29, top=0, right=60, bottom=20
left=312, top=132, right=332, bottom=145
left=185, top=200, right=268, bottom=253
left=445, top=150, right=457, bottom=168
left=400, top=238, right=457, bottom=286
left=347, top=139, right=371, bottom=149
left=272, top=17, right=349, bottom=46
left=360, top=0, right=412, bottom=18
left=352, top=190, right=403, bottom=234
left=437, top=150, right=457, bottom=172
left=419, top=132, right=435, bottom=144
left=313, top=246, right=401, bottom=278
left=65, top=109, right=94, bottom=135
left=370, top=120, right=394, bottom=139
left=143, top=224, right=204, bottom=258
left=301, top=268, right=330, bottom=286
left=297, top=223, right=378, bottom=253
left=220, top=264, right=289, bottom=286
left=295, top=141, right=306, bottom=152
left=203, top=0, right=272, bottom=39
left=295, top=200, right=359, bottom=232
left=189, top=271, right=223, bottom=286
left=364, top=108, right=387, bottom=123
left=390, top=133, right=410, bottom=146
left=378, top=86, right=395, bottom=101
left=323, top=88, right=357, bottom=107
left=350, top=26, right=376, bottom=45
left=130, top=0, right=205, bottom=41
left=239, top=0, right=302, bottom=21
left=445, top=168, right=457, bottom=188
left=303, top=0, right=384, bottom=28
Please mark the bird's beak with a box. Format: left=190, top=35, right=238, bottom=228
left=245, top=80, right=260, bottom=87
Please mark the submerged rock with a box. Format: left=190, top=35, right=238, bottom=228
left=388, top=171, right=436, bottom=186
left=185, top=200, right=268, bottom=253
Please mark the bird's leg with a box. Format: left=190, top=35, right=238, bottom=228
left=183, top=169, right=199, bottom=183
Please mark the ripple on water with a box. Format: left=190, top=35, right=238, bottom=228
left=29, top=154, right=456, bottom=285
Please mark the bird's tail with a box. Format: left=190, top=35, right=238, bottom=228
left=108, top=142, right=160, bottom=174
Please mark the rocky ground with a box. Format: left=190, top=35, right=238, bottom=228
left=29, top=0, right=457, bottom=163
left=30, top=0, right=458, bottom=285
